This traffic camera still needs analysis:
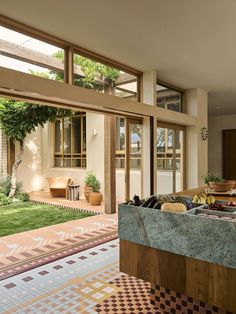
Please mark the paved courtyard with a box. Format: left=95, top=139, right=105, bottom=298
left=0, top=238, right=162, bottom=314
left=0, top=210, right=117, bottom=281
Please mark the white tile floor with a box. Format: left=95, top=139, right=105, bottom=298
left=0, top=240, right=119, bottom=313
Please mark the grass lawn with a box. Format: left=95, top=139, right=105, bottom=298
left=0, top=201, right=94, bottom=237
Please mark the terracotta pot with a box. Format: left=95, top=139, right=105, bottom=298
left=89, top=192, right=103, bottom=206
left=209, top=180, right=235, bottom=192
left=84, top=184, right=93, bottom=202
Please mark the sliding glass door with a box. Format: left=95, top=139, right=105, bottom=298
left=156, top=123, right=184, bottom=194
left=115, top=118, right=142, bottom=202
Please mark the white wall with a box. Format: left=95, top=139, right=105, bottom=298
left=208, top=114, right=236, bottom=178
left=16, top=127, right=43, bottom=192
left=17, top=113, right=105, bottom=198
left=186, top=88, right=208, bottom=188
left=86, top=112, right=104, bottom=195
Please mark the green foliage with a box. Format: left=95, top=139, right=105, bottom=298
left=53, top=50, right=120, bottom=90
left=91, top=179, right=101, bottom=192
left=84, top=171, right=97, bottom=186
left=0, top=193, right=10, bottom=206
left=0, top=176, right=22, bottom=196
left=16, top=193, right=30, bottom=202
left=84, top=172, right=101, bottom=191
left=29, top=69, right=63, bottom=82
left=0, top=98, right=72, bottom=142
left=202, top=173, right=223, bottom=185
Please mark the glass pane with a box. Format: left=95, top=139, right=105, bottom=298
left=116, top=118, right=125, bottom=202
left=129, top=122, right=142, bottom=200
left=83, top=116, right=86, bottom=152
left=73, top=53, right=138, bottom=100
left=55, top=120, right=62, bottom=152
left=0, top=26, right=64, bottom=81
left=63, top=118, right=71, bottom=153
left=63, top=159, right=71, bottom=167
left=72, top=159, right=81, bottom=167
left=115, top=118, right=125, bottom=169
left=157, top=128, right=165, bottom=152
left=156, top=127, right=184, bottom=194
left=54, top=158, right=62, bottom=167
left=175, top=130, right=183, bottom=193
left=82, top=158, right=86, bottom=168
left=130, top=123, right=142, bottom=170
left=168, top=130, right=173, bottom=149
left=156, top=84, right=182, bottom=112
left=72, top=117, right=81, bottom=153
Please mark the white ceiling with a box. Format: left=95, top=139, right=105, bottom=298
left=1, top=0, right=236, bottom=116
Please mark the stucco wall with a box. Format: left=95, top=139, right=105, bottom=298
left=16, top=127, right=43, bottom=192
left=208, top=114, right=236, bottom=178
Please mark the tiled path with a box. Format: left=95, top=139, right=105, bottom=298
left=0, top=239, right=162, bottom=314
left=0, top=213, right=117, bottom=279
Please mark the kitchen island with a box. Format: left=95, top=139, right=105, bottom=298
left=118, top=193, right=236, bottom=314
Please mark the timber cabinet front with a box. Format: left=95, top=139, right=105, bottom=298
left=118, top=203, right=236, bottom=313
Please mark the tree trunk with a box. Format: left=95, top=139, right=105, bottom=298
left=9, top=140, right=24, bottom=197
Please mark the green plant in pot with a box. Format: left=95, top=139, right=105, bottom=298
left=84, top=171, right=97, bottom=202
left=89, top=178, right=103, bottom=206
left=202, top=173, right=222, bottom=186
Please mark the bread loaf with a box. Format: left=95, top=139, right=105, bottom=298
left=161, top=202, right=187, bottom=213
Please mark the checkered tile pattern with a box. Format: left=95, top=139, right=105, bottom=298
left=93, top=274, right=162, bottom=313
left=150, top=284, right=233, bottom=314
left=0, top=227, right=117, bottom=281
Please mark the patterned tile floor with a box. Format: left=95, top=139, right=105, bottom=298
left=0, top=226, right=117, bottom=281
left=0, top=239, right=162, bottom=314
left=0, top=213, right=117, bottom=269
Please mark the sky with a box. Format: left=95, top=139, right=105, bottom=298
left=0, top=26, right=61, bottom=73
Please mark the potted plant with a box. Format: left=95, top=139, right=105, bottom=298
left=202, top=173, right=222, bottom=187
left=84, top=171, right=96, bottom=202
left=89, top=178, right=103, bottom=206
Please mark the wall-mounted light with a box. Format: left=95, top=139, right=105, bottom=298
left=93, top=129, right=98, bottom=136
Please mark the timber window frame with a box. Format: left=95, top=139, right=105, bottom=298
left=54, top=113, right=86, bottom=168
left=156, top=80, right=185, bottom=113
left=0, top=15, right=142, bottom=101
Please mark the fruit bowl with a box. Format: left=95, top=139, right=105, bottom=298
left=208, top=180, right=235, bottom=192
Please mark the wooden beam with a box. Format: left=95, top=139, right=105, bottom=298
left=116, top=86, right=137, bottom=95
left=0, top=67, right=197, bottom=125
left=104, top=115, right=116, bottom=214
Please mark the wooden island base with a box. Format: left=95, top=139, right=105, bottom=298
left=120, top=240, right=236, bottom=314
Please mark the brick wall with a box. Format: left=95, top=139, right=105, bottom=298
left=0, top=129, right=8, bottom=179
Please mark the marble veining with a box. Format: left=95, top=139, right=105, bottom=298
left=118, top=204, right=236, bottom=269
